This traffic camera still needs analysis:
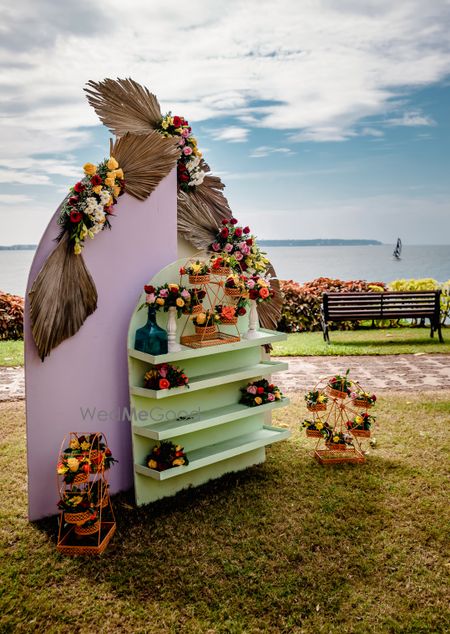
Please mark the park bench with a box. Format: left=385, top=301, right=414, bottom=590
left=321, top=290, right=443, bottom=343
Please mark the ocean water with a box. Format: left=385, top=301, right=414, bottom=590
left=1, top=244, right=450, bottom=297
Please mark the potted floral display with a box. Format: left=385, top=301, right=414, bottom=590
left=302, top=418, right=330, bottom=438
left=346, top=412, right=375, bottom=437
left=327, top=370, right=352, bottom=399
left=192, top=311, right=220, bottom=336
left=182, top=288, right=206, bottom=315
left=245, top=275, right=274, bottom=303
left=74, top=510, right=100, bottom=536
left=57, top=491, right=93, bottom=525
left=239, top=379, right=283, bottom=407
left=209, top=254, right=231, bottom=277
left=350, top=390, right=377, bottom=408
left=180, top=260, right=210, bottom=285
left=215, top=304, right=238, bottom=325
left=57, top=453, right=90, bottom=485
left=304, top=390, right=328, bottom=412
left=144, top=363, right=189, bottom=390
left=143, top=283, right=192, bottom=318
left=224, top=275, right=248, bottom=298
left=145, top=441, right=189, bottom=471
left=324, top=430, right=354, bottom=450
left=209, top=217, right=270, bottom=275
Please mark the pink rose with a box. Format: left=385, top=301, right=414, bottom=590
left=235, top=252, right=243, bottom=261
left=212, top=242, right=220, bottom=251
left=267, top=393, right=275, bottom=401
left=159, top=289, right=169, bottom=297
left=224, top=243, right=233, bottom=253
left=146, top=293, right=156, bottom=303
left=246, top=279, right=255, bottom=290
left=159, top=364, right=168, bottom=378
left=181, top=128, right=190, bottom=138
left=181, top=289, right=191, bottom=300
left=183, top=147, right=193, bottom=155
left=240, top=244, right=250, bottom=255
left=247, top=385, right=257, bottom=395
left=178, top=138, right=186, bottom=146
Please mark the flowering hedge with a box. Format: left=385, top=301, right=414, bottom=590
left=0, top=292, right=24, bottom=340
left=277, top=278, right=387, bottom=333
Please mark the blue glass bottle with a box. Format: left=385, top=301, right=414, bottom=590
left=134, top=306, right=168, bottom=355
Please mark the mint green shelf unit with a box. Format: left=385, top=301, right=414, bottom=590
left=127, top=258, right=290, bottom=506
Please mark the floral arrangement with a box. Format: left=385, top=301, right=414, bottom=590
left=224, top=274, right=248, bottom=294
left=245, top=275, right=274, bottom=303
left=57, top=158, right=124, bottom=254
left=146, top=441, right=189, bottom=471
left=350, top=390, right=377, bottom=407
left=157, top=113, right=205, bottom=191
left=328, top=370, right=352, bottom=395
left=57, top=452, right=90, bottom=484
left=144, top=363, right=189, bottom=390
left=347, top=412, right=376, bottom=431
left=324, top=430, right=354, bottom=447
left=215, top=305, right=237, bottom=323
left=192, top=311, right=220, bottom=328
left=59, top=433, right=117, bottom=474
left=143, top=283, right=192, bottom=317
left=57, top=490, right=92, bottom=514
left=239, top=379, right=283, bottom=407
left=179, top=261, right=210, bottom=277
left=210, top=218, right=270, bottom=274
left=302, top=418, right=331, bottom=434
left=305, top=390, right=328, bottom=407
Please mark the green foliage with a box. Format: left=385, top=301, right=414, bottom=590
left=0, top=292, right=24, bottom=340
left=0, top=340, right=24, bottom=366
left=388, top=278, right=450, bottom=324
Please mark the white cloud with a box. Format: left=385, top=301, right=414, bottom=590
left=386, top=110, right=437, bottom=127
left=250, top=146, right=294, bottom=158
left=210, top=126, right=249, bottom=143
left=0, top=194, right=32, bottom=204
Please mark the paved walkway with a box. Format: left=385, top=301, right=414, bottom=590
left=1, top=355, right=450, bottom=401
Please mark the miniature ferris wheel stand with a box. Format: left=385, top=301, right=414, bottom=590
left=303, top=374, right=377, bottom=465
left=56, top=432, right=116, bottom=555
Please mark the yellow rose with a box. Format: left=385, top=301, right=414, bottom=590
left=70, top=439, right=80, bottom=450
left=318, top=394, right=326, bottom=403
left=258, top=279, right=268, bottom=287
left=74, top=243, right=82, bottom=255
left=156, top=298, right=165, bottom=305
left=148, top=459, right=158, bottom=469
left=71, top=496, right=83, bottom=506
left=333, top=436, right=340, bottom=443
left=191, top=264, right=201, bottom=273
left=254, top=397, right=263, bottom=405
left=161, top=120, right=169, bottom=130
left=274, top=391, right=281, bottom=400
left=107, top=157, right=119, bottom=170
left=176, top=298, right=185, bottom=307
left=67, top=457, right=80, bottom=472
left=92, top=185, right=102, bottom=194
left=173, top=458, right=185, bottom=466
left=168, top=283, right=179, bottom=291
left=196, top=312, right=206, bottom=325
left=106, top=171, right=116, bottom=180
left=113, top=186, right=121, bottom=198
left=57, top=465, right=68, bottom=474
left=355, top=415, right=364, bottom=424
left=316, top=422, right=323, bottom=430
left=175, top=445, right=182, bottom=452
left=104, top=177, right=115, bottom=187
left=115, top=168, right=124, bottom=179
left=83, top=162, right=97, bottom=175
left=80, top=441, right=90, bottom=451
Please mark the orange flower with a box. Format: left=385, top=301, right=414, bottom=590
left=221, top=306, right=236, bottom=320
left=259, top=287, right=270, bottom=299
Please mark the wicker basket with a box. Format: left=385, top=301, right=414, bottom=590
left=74, top=520, right=100, bottom=536
left=325, top=443, right=347, bottom=451
left=327, top=386, right=348, bottom=399
left=350, top=429, right=371, bottom=438
left=219, top=316, right=238, bottom=325
left=224, top=287, right=242, bottom=297
left=315, top=449, right=365, bottom=465
left=72, top=472, right=88, bottom=485
left=188, top=274, right=210, bottom=285
left=212, top=266, right=231, bottom=277
left=64, top=509, right=91, bottom=525
left=182, top=303, right=203, bottom=316
left=306, top=429, right=322, bottom=438
left=195, top=324, right=217, bottom=337
left=352, top=399, right=373, bottom=408
left=306, top=403, right=327, bottom=413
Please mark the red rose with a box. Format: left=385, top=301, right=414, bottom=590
left=221, top=218, right=229, bottom=225
left=91, top=174, right=102, bottom=186
left=179, top=171, right=189, bottom=183
left=173, top=116, right=182, bottom=128
left=269, top=384, right=274, bottom=390
left=105, top=448, right=112, bottom=456
left=243, top=226, right=250, bottom=234
left=257, top=387, right=264, bottom=394
left=73, top=182, right=85, bottom=193
left=237, top=307, right=246, bottom=316
left=198, top=290, right=206, bottom=299
left=69, top=196, right=78, bottom=205
left=70, top=210, right=82, bottom=223
left=220, top=227, right=229, bottom=239
left=144, top=285, right=155, bottom=293
left=246, top=238, right=253, bottom=246
left=230, top=218, right=238, bottom=225
left=249, top=289, right=258, bottom=300
left=82, top=463, right=90, bottom=473
left=234, top=227, right=243, bottom=237
left=159, top=378, right=170, bottom=390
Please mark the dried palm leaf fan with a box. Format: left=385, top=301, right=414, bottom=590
left=29, top=234, right=98, bottom=361
left=112, top=132, right=180, bottom=200
left=84, top=78, right=162, bottom=137
left=257, top=263, right=283, bottom=331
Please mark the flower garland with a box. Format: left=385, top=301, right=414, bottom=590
left=157, top=113, right=205, bottom=191
left=58, top=157, right=124, bottom=254
left=210, top=218, right=270, bottom=274
left=144, top=364, right=189, bottom=390
left=239, top=379, right=283, bottom=407
left=146, top=441, right=189, bottom=471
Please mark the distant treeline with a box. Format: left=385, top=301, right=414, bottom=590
left=0, top=244, right=37, bottom=250
left=258, top=239, right=382, bottom=247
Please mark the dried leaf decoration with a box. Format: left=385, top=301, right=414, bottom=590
left=257, top=263, right=283, bottom=331
left=112, top=132, right=180, bottom=200
left=29, top=235, right=98, bottom=361
left=85, top=78, right=162, bottom=137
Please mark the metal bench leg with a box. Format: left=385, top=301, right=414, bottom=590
left=437, top=321, right=444, bottom=343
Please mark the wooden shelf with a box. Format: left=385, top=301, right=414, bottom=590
left=133, top=397, right=290, bottom=440
left=128, top=328, right=286, bottom=365
left=130, top=360, right=288, bottom=399
left=134, top=426, right=291, bottom=480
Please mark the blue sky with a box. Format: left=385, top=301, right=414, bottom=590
left=1, top=0, right=449, bottom=245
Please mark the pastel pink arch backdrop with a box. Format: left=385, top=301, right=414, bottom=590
left=25, top=171, right=177, bottom=520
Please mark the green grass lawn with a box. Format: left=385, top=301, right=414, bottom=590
left=0, top=340, right=24, bottom=366
left=272, top=327, right=450, bottom=356
left=1, top=394, right=449, bottom=633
